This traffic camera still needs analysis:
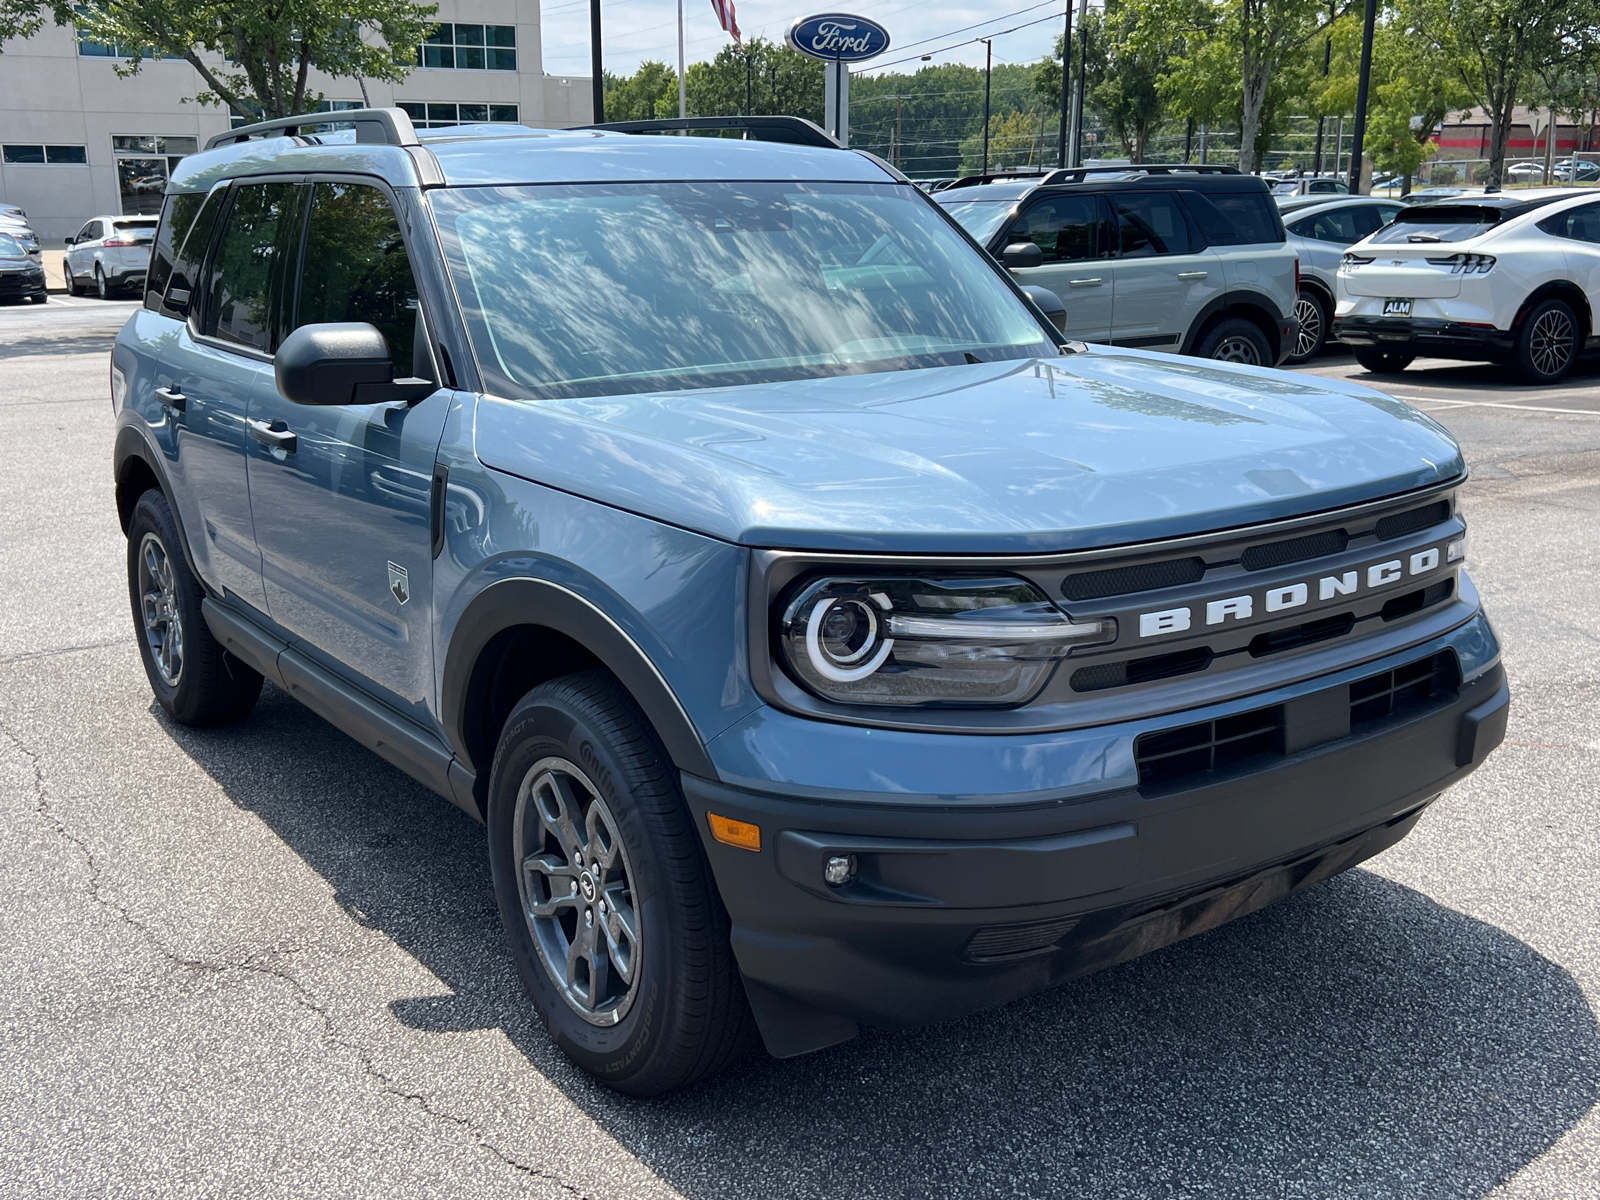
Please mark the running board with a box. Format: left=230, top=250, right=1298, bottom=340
left=202, top=598, right=482, bottom=821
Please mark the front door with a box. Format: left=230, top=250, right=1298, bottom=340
left=998, top=193, right=1114, bottom=343
left=245, top=179, right=450, bottom=724
left=1105, top=191, right=1224, bottom=350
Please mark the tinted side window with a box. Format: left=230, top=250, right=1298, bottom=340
left=1114, top=193, right=1194, bottom=257
left=1538, top=202, right=1600, bottom=243
left=1293, top=209, right=1359, bottom=244
left=1183, top=189, right=1285, bottom=245
left=77, top=221, right=99, bottom=242
left=295, top=182, right=422, bottom=372
left=145, top=192, right=207, bottom=310
left=161, top=187, right=228, bottom=320
left=1004, top=195, right=1107, bottom=262
left=202, top=182, right=302, bottom=353
left=1349, top=205, right=1389, bottom=239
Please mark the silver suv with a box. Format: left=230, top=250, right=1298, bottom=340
left=937, top=166, right=1300, bottom=366
left=63, top=214, right=158, bottom=298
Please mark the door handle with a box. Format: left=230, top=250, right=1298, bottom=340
left=248, top=418, right=297, bottom=454
left=1177, top=271, right=1209, bottom=280
left=1068, top=277, right=1103, bottom=287
left=154, top=386, right=186, bottom=412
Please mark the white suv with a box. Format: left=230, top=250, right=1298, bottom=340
left=63, top=215, right=158, bottom=299
left=1333, top=190, right=1598, bottom=383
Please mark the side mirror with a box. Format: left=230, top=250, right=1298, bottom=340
left=274, top=322, right=434, bottom=406
left=1020, top=285, right=1067, bottom=333
left=63, top=237, right=74, bottom=246
left=1001, top=241, right=1044, bottom=270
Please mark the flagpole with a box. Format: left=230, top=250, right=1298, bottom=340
left=677, top=0, right=687, bottom=119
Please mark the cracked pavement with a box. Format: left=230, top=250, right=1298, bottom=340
left=1, top=300, right=1597, bottom=1199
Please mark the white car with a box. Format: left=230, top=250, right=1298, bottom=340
left=63, top=214, right=158, bottom=299
left=1278, top=195, right=1403, bottom=361
left=1333, top=189, right=1598, bottom=383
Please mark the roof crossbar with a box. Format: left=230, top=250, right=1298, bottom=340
left=942, top=163, right=1243, bottom=190
left=204, top=107, right=419, bottom=152
left=577, top=116, right=841, bottom=149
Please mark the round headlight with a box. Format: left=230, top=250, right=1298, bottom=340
left=806, top=591, right=894, bottom=681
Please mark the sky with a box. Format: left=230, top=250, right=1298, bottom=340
left=536, top=0, right=1072, bottom=81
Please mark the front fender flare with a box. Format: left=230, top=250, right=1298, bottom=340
left=440, top=576, right=717, bottom=780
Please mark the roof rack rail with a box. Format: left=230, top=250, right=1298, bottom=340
left=204, top=107, right=419, bottom=152
left=577, top=115, right=840, bottom=149
left=941, top=163, right=1242, bottom=190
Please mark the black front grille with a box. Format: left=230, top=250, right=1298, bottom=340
left=1247, top=612, right=1355, bottom=657
left=965, top=915, right=1083, bottom=961
left=1134, top=650, right=1460, bottom=792
left=1071, top=646, right=1213, bottom=692
left=1062, top=557, right=1205, bottom=601
left=1379, top=579, right=1454, bottom=622
left=1241, top=528, right=1350, bottom=571
left=1375, top=500, right=1450, bottom=541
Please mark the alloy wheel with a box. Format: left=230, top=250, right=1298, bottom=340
left=1211, top=336, right=1262, bottom=365
left=1292, top=295, right=1323, bottom=359
left=513, top=757, right=643, bottom=1026
left=137, top=532, right=184, bottom=686
left=1528, top=308, right=1575, bottom=379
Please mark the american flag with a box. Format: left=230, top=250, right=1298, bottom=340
left=709, top=0, right=740, bottom=43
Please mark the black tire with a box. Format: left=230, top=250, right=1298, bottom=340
left=1515, top=297, right=1579, bottom=384
left=1286, top=290, right=1329, bottom=364
left=487, top=670, right=757, bottom=1095
left=30, top=292, right=47, bottom=305
left=1194, top=317, right=1272, bottom=366
left=1353, top=347, right=1415, bottom=374
left=62, top=264, right=77, bottom=296
left=95, top=265, right=109, bottom=300
left=126, top=489, right=263, bottom=726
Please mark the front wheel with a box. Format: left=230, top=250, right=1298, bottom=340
left=1286, top=291, right=1329, bottom=364
left=62, top=263, right=78, bottom=296
left=487, top=670, right=757, bottom=1095
left=95, top=265, right=109, bottom=300
left=1516, top=298, right=1579, bottom=384
left=1195, top=317, right=1272, bottom=366
left=126, top=489, right=263, bottom=726
left=1353, top=347, right=1415, bottom=374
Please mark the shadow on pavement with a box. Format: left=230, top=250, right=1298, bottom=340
left=169, top=683, right=1599, bottom=1200
left=0, top=329, right=127, bottom=359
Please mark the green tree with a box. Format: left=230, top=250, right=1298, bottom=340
left=1034, top=0, right=1179, bottom=162
left=684, top=38, right=823, bottom=123
left=957, top=108, right=1050, bottom=173
left=603, top=61, right=679, bottom=120
left=1408, top=0, right=1600, bottom=188
left=852, top=62, right=1036, bottom=176
left=0, top=0, right=435, bottom=120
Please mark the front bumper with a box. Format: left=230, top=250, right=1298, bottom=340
left=1334, top=316, right=1515, bottom=360
left=688, top=622, right=1508, bottom=1056
left=0, top=269, right=46, bottom=299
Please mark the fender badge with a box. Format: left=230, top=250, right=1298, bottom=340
left=387, top=561, right=410, bottom=606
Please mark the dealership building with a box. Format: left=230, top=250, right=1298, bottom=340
left=0, top=1, right=593, bottom=240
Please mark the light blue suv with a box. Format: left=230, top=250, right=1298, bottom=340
left=113, top=110, right=1509, bottom=1095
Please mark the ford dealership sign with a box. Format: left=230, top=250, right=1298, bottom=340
left=786, top=13, right=890, bottom=62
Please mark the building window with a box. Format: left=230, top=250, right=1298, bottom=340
left=397, top=102, right=519, bottom=129
left=111, top=136, right=198, bottom=215
left=74, top=9, right=180, bottom=58
left=2, top=144, right=89, bottom=164
left=418, top=24, right=516, bottom=71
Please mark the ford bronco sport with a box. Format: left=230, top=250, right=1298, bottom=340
left=112, top=110, right=1509, bottom=1095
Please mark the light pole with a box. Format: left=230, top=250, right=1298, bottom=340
left=1347, top=0, right=1377, bottom=193
left=1056, top=3, right=1072, bottom=168
left=590, top=0, right=604, bottom=122
left=1066, top=0, right=1089, bottom=166
left=980, top=38, right=992, bottom=175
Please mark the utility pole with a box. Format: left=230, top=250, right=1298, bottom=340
left=1347, top=0, right=1377, bottom=193
left=980, top=38, right=992, bottom=175
left=590, top=0, right=604, bottom=122
left=890, top=94, right=907, bottom=170
left=677, top=0, right=687, bottom=119
left=1313, top=20, right=1330, bottom=175
left=1066, top=0, right=1089, bottom=166
left=1184, top=118, right=1193, bottom=163
left=745, top=51, right=753, bottom=115
left=1056, top=2, right=1072, bottom=168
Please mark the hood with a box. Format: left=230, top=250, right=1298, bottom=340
left=473, top=347, right=1464, bottom=554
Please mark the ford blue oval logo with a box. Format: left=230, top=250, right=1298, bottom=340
left=786, top=13, right=890, bottom=63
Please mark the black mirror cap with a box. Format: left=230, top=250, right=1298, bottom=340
left=275, top=322, right=398, bottom=405
left=1001, top=241, right=1044, bottom=269
left=1019, top=285, right=1067, bottom=333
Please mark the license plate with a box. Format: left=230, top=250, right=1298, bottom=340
left=1383, top=298, right=1413, bottom=317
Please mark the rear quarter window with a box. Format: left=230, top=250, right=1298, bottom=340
left=1181, top=189, right=1285, bottom=246
left=149, top=187, right=228, bottom=319
left=145, top=195, right=205, bottom=310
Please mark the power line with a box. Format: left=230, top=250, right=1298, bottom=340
left=855, top=0, right=1066, bottom=68
left=867, top=9, right=1070, bottom=73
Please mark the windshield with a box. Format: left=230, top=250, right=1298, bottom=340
left=936, top=199, right=1019, bottom=244
left=1372, top=206, right=1501, bottom=243
left=433, top=182, right=1052, bottom=400
left=0, top=233, right=26, bottom=259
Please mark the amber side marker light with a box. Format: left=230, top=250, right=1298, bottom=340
left=707, top=813, right=761, bottom=852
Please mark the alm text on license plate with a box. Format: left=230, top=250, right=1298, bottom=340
left=1383, top=298, right=1413, bottom=316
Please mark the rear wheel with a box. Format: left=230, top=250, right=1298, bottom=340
left=1516, top=298, right=1579, bottom=384
left=62, top=263, right=78, bottom=296
left=1353, top=348, right=1415, bottom=374
left=1195, top=317, right=1272, bottom=366
left=1287, top=291, right=1329, bottom=363
left=126, top=489, right=263, bottom=726
left=95, top=265, right=109, bottom=300
left=486, top=670, right=757, bottom=1095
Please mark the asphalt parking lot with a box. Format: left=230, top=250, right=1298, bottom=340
left=1, top=296, right=1597, bottom=1199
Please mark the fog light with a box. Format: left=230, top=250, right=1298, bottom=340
left=823, top=854, right=856, bottom=886
left=1446, top=538, right=1466, bottom=563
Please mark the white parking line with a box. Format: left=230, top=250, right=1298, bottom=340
left=1404, top=396, right=1600, bottom=416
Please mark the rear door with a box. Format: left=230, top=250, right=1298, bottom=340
left=245, top=178, right=450, bottom=724
left=1539, top=200, right=1600, bottom=314
left=1105, top=191, right=1224, bottom=349
left=996, top=192, right=1114, bottom=342
left=1184, top=187, right=1296, bottom=322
